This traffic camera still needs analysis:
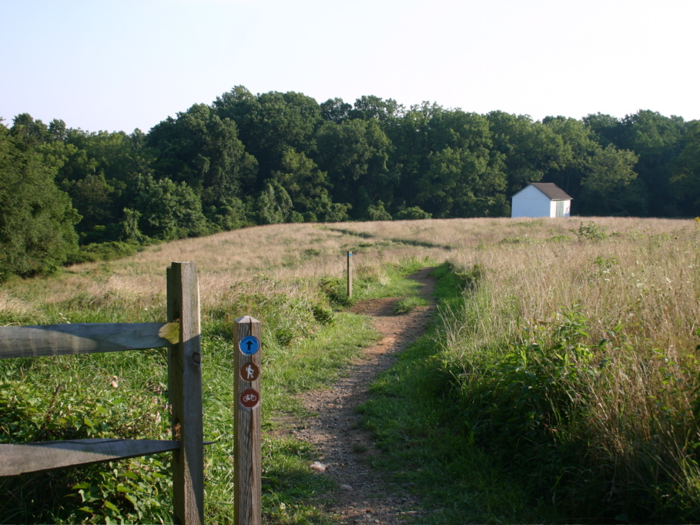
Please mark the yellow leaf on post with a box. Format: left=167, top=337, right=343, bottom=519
left=158, top=322, right=180, bottom=345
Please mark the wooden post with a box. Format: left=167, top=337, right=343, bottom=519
left=234, top=316, right=262, bottom=525
left=167, top=262, right=204, bottom=525
left=347, top=251, right=353, bottom=299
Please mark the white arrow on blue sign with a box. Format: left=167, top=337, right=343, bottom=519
left=239, top=335, right=260, bottom=356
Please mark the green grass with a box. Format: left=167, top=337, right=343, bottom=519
left=393, top=296, right=430, bottom=314
left=0, top=351, right=173, bottom=524
left=356, top=254, right=700, bottom=523
left=359, top=337, right=550, bottom=523
left=200, top=312, right=379, bottom=524
left=319, top=255, right=435, bottom=307
left=0, top=255, right=434, bottom=524
left=355, top=264, right=559, bottom=523
left=0, top=315, right=376, bottom=524
left=0, top=255, right=580, bottom=523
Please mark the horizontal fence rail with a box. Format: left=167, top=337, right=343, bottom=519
left=0, top=439, right=182, bottom=477
left=0, top=322, right=180, bottom=359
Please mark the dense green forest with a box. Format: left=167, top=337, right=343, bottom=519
left=1, top=86, right=699, bottom=279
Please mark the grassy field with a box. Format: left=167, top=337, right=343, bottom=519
left=439, top=218, right=700, bottom=522
left=355, top=217, right=700, bottom=522
left=0, top=216, right=697, bottom=523
left=0, top=222, right=443, bottom=524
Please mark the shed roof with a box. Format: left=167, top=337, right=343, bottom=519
left=529, top=183, right=572, bottom=201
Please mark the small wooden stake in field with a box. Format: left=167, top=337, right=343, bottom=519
left=234, top=316, right=262, bottom=525
left=347, top=250, right=353, bottom=299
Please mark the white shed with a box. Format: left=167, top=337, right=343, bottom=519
left=511, top=183, right=572, bottom=218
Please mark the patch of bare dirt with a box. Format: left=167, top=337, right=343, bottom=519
left=294, top=267, right=436, bottom=524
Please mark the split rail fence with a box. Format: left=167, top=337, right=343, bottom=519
left=0, top=262, right=204, bottom=525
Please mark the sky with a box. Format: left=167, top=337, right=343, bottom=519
left=2, top=0, right=699, bottom=134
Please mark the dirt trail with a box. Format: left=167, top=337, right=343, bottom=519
left=294, top=267, right=436, bottom=524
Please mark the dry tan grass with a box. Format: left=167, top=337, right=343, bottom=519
left=0, top=291, right=34, bottom=319
left=445, top=222, right=699, bottom=355
left=329, top=216, right=691, bottom=250
left=0, top=222, right=446, bottom=321
left=440, top=218, right=700, bottom=504
left=1, top=217, right=692, bottom=321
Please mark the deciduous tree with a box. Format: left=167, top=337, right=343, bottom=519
left=0, top=124, right=80, bottom=279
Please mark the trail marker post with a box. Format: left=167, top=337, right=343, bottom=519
left=234, top=316, right=262, bottom=525
left=347, top=251, right=353, bottom=299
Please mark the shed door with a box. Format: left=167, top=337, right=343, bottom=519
left=555, top=201, right=565, bottom=217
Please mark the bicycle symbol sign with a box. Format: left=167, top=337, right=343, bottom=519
left=240, top=388, right=260, bottom=408
left=239, top=336, right=260, bottom=356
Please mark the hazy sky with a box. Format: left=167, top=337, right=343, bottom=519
left=2, top=0, right=698, bottom=133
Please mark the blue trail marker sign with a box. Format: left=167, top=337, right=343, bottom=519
left=239, top=335, right=259, bottom=356
left=234, top=316, right=262, bottom=525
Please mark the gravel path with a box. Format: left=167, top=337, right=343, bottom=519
left=294, top=268, right=436, bottom=524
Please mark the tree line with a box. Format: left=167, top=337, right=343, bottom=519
left=1, top=85, right=699, bottom=279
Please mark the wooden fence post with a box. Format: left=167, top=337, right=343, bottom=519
left=167, top=262, right=204, bottom=525
left=234, top=316, right=262, bottom=525
left=347, top=251, right=353, bottom=299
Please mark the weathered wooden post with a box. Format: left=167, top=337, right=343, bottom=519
left=167, top=262, right=204, bottom=525
left=234, top=316, right=262, bottom=525
left=347, top=251, right=353, bottom=299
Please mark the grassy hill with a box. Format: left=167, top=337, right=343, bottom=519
left=0, top=216, right=698, bottom=523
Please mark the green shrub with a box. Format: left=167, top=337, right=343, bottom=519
left=69, top=241, right=143, bottom=264
left=319, top=277, right=350, bottom=306
left=455, top=263, right=485, bottom=291
left=0, top=373, right=171, bottom=524
left=311, top=303, right=335, bottom=325
left=394, top=206, right=432, bottom=220
left=366, top=201, right=392, bottom=221
left=572, top=221, right=607, bottom=241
